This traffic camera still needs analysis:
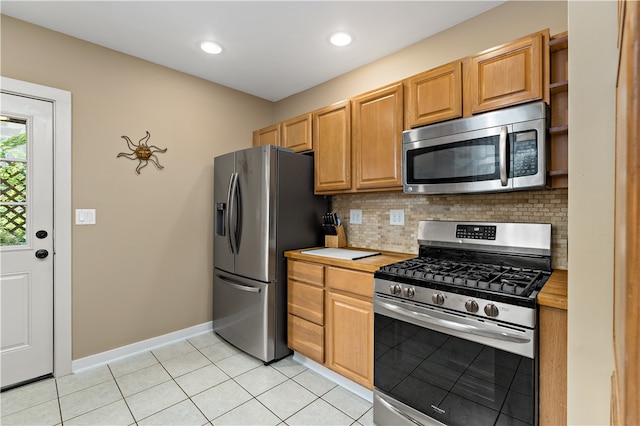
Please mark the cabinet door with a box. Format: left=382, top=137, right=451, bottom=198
left=313, top=101, right=351, bottom=193
left=282, top=113, right=313, bottom=153
left=469, top=30, right=549, bottom=114
left=253, top=124, right=280, bottom=147
left=352, top=83, right=403, bottom=191
left=325, top=291, right=374, bottom=389
left=405, top=61, right=462, bottom=128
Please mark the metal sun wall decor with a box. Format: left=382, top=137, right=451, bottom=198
left=117, top=131, right=167, bottom=174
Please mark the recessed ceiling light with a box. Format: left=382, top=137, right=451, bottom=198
left=330, top=32, right=352, bottom=47
left=200, top=41, right=222, bottom=55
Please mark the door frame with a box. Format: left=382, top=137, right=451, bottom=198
left=1, top=76, right=72, bottom=378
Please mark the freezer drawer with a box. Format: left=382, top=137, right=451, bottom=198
left=213, top=270, right=276, bottom=362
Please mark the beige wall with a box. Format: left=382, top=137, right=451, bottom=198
left=1, top=15, right=273, bottom=358
left=567, top=2, right=617, bottom=425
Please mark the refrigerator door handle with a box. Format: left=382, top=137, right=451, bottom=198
left=226, top=172, right=239, bottom=254
left=216, top=274, right=262, bottom=293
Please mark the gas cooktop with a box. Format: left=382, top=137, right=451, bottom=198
left=378, top=256, right=546, bottom=297
left=373, top=220, right=553, bottom=326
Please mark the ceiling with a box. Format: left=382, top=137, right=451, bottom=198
left=1, top=1, right=505, bottom=102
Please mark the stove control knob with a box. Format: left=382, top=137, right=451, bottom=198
left=403, top=287, right=415, bottom=298
left=432, top=292, right=445, bottom=305
left=484, top=303, right=499, bottom=317
left=389, top=284, right=401, bottom=295
left=465, top=300, right=479, bottom=313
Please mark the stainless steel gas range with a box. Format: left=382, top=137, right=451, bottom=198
left=373, top=220, right=552, bottom=426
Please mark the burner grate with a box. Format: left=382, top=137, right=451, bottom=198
left=379, top=257, right=544, bottom=297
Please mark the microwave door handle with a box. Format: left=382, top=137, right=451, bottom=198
left=499, top=126, right=508, bottom=186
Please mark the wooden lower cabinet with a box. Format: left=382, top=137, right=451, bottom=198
left=539, top=304, right=567, bottom=425
left=287, top=259, right=375, bottom=390
left=325, top=291, right=374, bottom=389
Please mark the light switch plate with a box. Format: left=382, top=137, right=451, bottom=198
left=350, top=209, right=362, bottom=225
left=390, top=209, right=404, bottom=226
left=75, top=209, right=96, bottom=225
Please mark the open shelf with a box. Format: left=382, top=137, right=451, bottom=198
left=550, top=125, right=569, bottom=135
left=549, top=34, right=568, bottom=52
left=550, top=81, right=569, bottom=95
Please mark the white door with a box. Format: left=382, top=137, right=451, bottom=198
left=1, top=93, right=54, bottom=388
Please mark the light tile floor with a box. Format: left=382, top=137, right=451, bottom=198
left=0, top=333, right=373, bottom=426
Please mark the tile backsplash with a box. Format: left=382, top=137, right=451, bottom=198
left=332, top=188, right=568, bottom=269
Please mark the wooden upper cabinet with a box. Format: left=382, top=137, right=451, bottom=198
left=469, top=29, right=550, bottom=114
left=352, top=83, right=404, bottom=191
left=313, top=101, right=352, bottom=193
left=282, top=113, right=313, bottom=153
left=252, top=123, right=280, bottom=147
left=405, top=61, right=463, bottom=128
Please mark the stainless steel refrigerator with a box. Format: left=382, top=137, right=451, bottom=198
left=213, top=145, right=328, bottom=363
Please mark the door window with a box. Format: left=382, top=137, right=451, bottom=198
left=406, top=135, right=503, bottom=184
left=0, top=117, right=28, bottom=246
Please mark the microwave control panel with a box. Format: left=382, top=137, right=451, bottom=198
left=512, top=131, right=538, bottom=177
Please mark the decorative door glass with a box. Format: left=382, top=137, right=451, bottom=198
left=1, top=117, right=28, bottom=246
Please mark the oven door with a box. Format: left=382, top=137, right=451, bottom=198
left=403, top=125, right=513, bottom=195
left=373, top=294, right=537, bottom=426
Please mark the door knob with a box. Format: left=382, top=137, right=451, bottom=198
left=35, top=249, right=49, bottom=259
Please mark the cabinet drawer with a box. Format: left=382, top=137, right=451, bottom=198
left=288, top=260, right=324, bottom=287
left=288, top=314, right=324, bottom=364
left=288, top=280, right=324, bottom=325
left=326, top=267, right=373, bottom=298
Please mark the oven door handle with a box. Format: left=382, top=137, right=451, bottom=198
left=376, top=393, right=427, bottom=426
left=375, top=300, right=530, bottom=344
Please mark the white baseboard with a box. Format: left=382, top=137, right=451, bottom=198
left=71, top=322, right=213, bottom=374
left=292, top=352, right=373, bottom=403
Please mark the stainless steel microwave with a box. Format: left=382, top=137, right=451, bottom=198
left=403, top=101, right=549, bottom=195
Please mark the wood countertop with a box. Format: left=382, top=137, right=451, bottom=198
left=538, top=269, right=568, bottom=310
left=285, top=247, right=415, bottom=273
left=287, top=248, right=568, bottom=309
